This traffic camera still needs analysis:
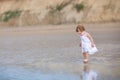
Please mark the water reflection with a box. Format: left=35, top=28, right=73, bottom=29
left=81, top=63, right=98, bottom=80
left=0, top=64, right=98, bottom=80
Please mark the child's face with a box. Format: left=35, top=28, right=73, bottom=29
left=77, top=29, right=82, bottom=34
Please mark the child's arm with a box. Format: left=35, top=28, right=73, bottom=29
left=87, top=33, right=94, bottom=47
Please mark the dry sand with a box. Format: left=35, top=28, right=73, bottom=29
left=0, top=23, right=120, bottom=80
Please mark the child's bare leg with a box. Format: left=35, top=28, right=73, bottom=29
left=83, top=52, right=89, bottom=62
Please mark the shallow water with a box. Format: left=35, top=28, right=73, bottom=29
left=0, top=66, right=80, bottom=80
left=0, top=63, right=119, bottom=80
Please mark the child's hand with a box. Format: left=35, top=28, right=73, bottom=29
left=79, top=43, right=81, bottom=47
left=91, top=44, right=94, bottom=48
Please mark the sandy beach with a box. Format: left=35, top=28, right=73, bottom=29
left=0, top=23, right=120, bottom=80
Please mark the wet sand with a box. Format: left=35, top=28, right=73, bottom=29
left=0, top=23, right=120, bottom=80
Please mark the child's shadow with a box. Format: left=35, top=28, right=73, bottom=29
left=81, top=63, right=98, bottom=80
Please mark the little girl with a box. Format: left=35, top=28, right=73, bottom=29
left=76, top=24, right=98, bottom=63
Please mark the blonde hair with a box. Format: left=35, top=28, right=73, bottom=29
left=76, top=24, right=85, bottom=32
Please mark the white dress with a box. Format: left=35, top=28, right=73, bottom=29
left=80, top=34, right=98, bottom=55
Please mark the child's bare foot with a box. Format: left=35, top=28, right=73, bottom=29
left=83, top=59, right=88, bottom=63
